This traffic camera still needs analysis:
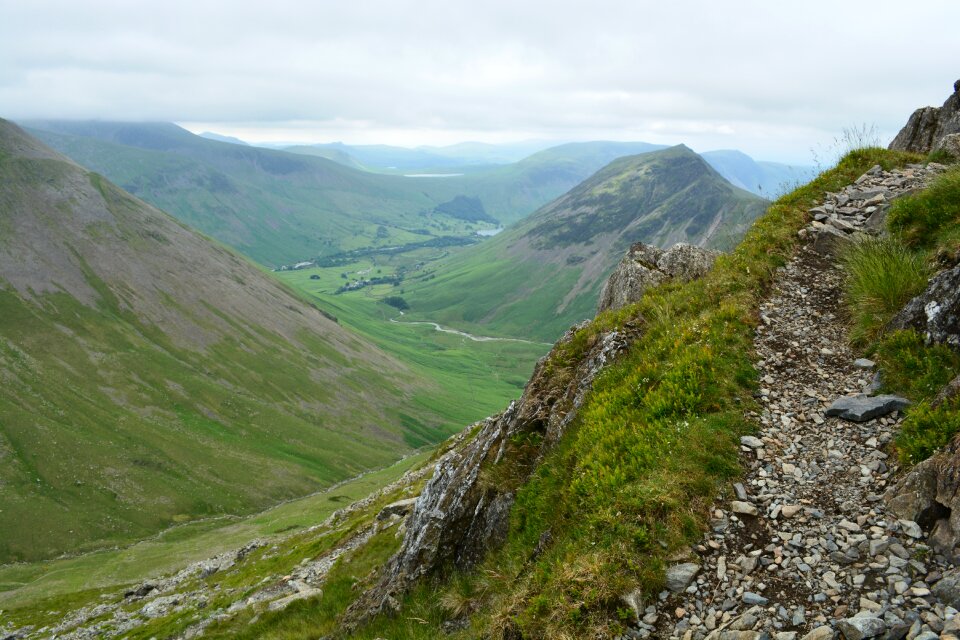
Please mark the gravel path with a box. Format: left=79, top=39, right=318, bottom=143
left=620, top=163, right=960, bottom=640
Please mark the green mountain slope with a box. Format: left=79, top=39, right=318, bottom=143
left=20, top=121, right=458, bottom=267
left=0, top=120, right=456, bottom=563
left=403, top=145, right=769, bottom=341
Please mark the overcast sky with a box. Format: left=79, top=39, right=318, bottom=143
left=2, top=1, right=958, bottom=163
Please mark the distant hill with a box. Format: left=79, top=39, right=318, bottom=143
left=403, top=145, right=769, bottom=341
left=21, top=120, right=453, bottom=267
left=198, top=131, right=249, bottom=145
left=702, top=149, right=814, bottom=197
left=23, top=123, right=674, bottom=265
left=284, top=140, right=558, bottom=171
left=0, top=120, right=452, bottom=562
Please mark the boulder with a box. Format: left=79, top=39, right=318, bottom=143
left=885, top=421, right=960, bottom=559
left=933, top=568, right=960, bottom=609
left=825, top=394, right=910, bottom=422
left=376, top=498, right=418, bottom=521
left=836, top=614, right=886, bottom=640
left=889, top=79, right=960, bottom=154
left=812, top=225, right=853, bottom=257
left=665, top=562, right=700, bottom=592
left=889, top=262, right=960, bottom=350
left=597, top=242, right=717, bottom=313
left=935, top=133, right=960, bottom=159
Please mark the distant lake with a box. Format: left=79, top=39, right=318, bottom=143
left=476, top=228, right=503, bottom=237
left=403, top=173, right=464, bottom=178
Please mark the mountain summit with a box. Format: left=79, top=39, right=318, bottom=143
left=405, top=145, right=768, bottom=341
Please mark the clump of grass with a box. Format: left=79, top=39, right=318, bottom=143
left=896, top=400, right=960, bottom=465
left=874, top=330, right=960, bottom=402
left=872, top=330, right=960, bottom=465
left=887, top=167, right=960, bottom=253
left=841, top=236, right=931, bottom=346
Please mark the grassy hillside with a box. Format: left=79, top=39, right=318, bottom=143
left=21, top=121, right=470, bottom=267
left=401, top=145, right=769, bottom=342
left=0, top=120, right=463, bottom=563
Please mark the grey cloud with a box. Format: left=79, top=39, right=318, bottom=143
left=1, top=0, right=958, bottom=162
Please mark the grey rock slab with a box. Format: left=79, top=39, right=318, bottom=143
left=800, top=627, right=835, bottom=640
left=824, top=394, right=910, bottom=422
left=853, top=358, right=875, bottom=369
left=731, top=500, right=759, bottom=516
left=740, top=436, right=764, bottom=449
left=742, top=592, right=768, bottom=605
left=665, top=562, right=701, bottom=592
left=836, top=615, right=886, bottom=640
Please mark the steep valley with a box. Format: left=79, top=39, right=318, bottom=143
left=0, top=120, right=463, bottom=564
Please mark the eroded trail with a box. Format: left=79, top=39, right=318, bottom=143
left=621, top=163, right=959, bottom=640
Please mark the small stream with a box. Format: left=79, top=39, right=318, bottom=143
left=389, top=312, right=548, bottom=345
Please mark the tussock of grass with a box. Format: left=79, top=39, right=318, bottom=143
left=841, top=237, right=931, bottom=346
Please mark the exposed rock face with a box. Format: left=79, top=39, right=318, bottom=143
left=889, top=262, right=960, bottom=350
left=885, top=431, right=960, bottom=561
left=597, top=242, right=718, bottom=313
left=889, top=79, right=960, bottom=154
left=346, top=247, right=659, bottom=624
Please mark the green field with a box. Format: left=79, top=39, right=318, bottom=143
left=277, top=258, right=550, bottom=428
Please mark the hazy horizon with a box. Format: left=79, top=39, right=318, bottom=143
left=4, top=1, right=959, bottom=164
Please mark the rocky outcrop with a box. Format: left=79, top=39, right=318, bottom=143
left=889, top=79, right=960, bottom=155
left=889, top=262, right=960, bottom=350
left=346, top=315, right=644, bottom=624
left=886, top=430, right=960, bottom=562
left=597, top=242, right=718, bottom=313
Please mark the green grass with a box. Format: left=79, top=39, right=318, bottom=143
left=0, top=452, right=429, bottom=626
left=277, top=263, right=549, bottom=429
left=841, top=236, right=931, bottom=345
left=875, top=328, right=960, bottom=464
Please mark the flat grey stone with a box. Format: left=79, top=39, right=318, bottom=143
left=665, top=562, right=700, bottom=592
left=853, top=358, right=875, bottom=369
left=740, top=435, right=764, bottom=449
left=836, top=615, right=886, bottom=640
left=731, top=500, right=759, bottom=516
left=742, top=592, right=768, bottom=605
left=825, top=394, right=909, bottom=422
